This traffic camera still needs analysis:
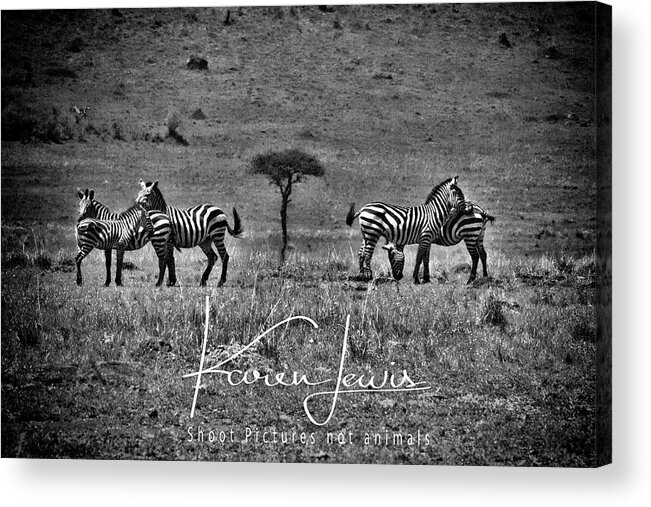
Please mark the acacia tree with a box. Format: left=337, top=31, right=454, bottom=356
left=250, top=149, right=325, bottom=263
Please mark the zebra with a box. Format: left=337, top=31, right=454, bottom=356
left=432, top=201, right=495, bottom=283
left=345, top=176, right=466, bottom=284
left=76, top=188, right=175, bottom=287
left=135, top=180, right=244, bottom=287
left=382, top=203, right=496, bottom=284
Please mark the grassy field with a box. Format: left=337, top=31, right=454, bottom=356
left=2, top=4, right=598, bottom=465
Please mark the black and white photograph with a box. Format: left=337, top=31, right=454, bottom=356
left=2, top=0, right=613, bottom=476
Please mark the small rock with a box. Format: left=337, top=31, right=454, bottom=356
left=187, top=55, right=208, bottom=70
left=544, top=46, right=562, bottom=59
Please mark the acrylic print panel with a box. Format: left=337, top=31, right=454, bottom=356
left=1, top=3, right=610, bottom=466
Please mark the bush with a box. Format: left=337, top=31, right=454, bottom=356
left=480, top=291, right=508, bottom=329
left=44, top=67, right=78, bottom=79
left=1, top=105, right=72, bottom=143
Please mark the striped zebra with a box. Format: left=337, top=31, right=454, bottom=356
left=383, top=203, right=496, bottom=284
left=432, top=201, right=495, bottom=283
left=76, top=188, right=174, bottom=287
left=345, top=176, right=465, bottom=284
left=135, top=180, right=244, bottom=287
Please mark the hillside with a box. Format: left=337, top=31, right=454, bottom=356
left=2, top=4, right=597, bottom=257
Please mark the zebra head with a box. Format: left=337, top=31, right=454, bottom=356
left=135, top=203, right=154, bottom=235
left=449, top=183, right=467, bottom=214
left=136, top=180, right=165, bottom=212
left=425, top=175, right=467, bottom=220
left=382, top=242, right=405, bottom=281
left=77, top=188, right=96, bottom=223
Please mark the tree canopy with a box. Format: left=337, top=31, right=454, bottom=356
left=250, top=149, right=325, bottom=189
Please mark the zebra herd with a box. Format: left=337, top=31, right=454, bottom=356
left=75, top=176, right=493, bottom=287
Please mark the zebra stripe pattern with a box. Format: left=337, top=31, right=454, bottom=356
left=76, top=188, right=174, bottom=286
left=381, top=243, right=406, bottom=281
left=382, top=203, right=495, bottom=284
left=135, top=180, right=244, bottom=287
left=431, top=201, right=495, bottom=283
left=346, top=176, right=465, bottom=284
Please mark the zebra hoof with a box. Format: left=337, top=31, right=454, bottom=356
left=76, top=279, right=82, bottom=286
left=422, top=278, right=431, bottom=284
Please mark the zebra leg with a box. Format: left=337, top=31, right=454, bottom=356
left=465, top=238, right=479, bottom=284
left=214, top=240, right=230, bottom=288
left=75, top=247, right=92, bottom=286
left=115, top=248, right=125, bottom=286
left=478, top=240, right=488, bottom=278
left=104, top=249, right=112, bottom=287
left=148, top=236, right=169, bottom=287
left=422, top=245, right=432, bottom=284
left=199, top=240, right=217, bottom=287
left=362, top=240, right=377, bottom=280
left=413, top=234, right=432, bottom=284
left=166, top=244, right=177, bottom=287
left=357, top=244, right=365, bottom=275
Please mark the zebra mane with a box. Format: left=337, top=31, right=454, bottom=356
left=144, top=181, right=167, bottom=212
left=424, top=177, right=463, bottom=205
left=118, top=202, right=148, bottom=220
left=91, top=199, right=118, bottom=219
left=84, top=198, right=143, bottom=222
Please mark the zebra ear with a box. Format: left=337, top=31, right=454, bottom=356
left=77, top=188, right=84, bottom=199
left=89, top=189, right=94, bottom=200
left=451, top=175, right=459, bottom=185
left=152, top=180, right=159, bottom=189
left=139, top=180, right=146, bottom=189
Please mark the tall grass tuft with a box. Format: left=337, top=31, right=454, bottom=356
left=480, top=290, right=508, bottom=329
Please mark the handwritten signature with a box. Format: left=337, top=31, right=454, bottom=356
left=184, top=297, right=430, bottom=426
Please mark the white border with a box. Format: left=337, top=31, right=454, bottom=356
left=2, top=0, right=650, bottom=505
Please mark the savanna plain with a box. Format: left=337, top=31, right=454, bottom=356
left=2, top=4, right=598, bottom=465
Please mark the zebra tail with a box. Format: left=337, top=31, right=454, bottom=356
left=345, top=203, right=359, bottom=227
left=227, top=207, right=244, bottom=238
left=484, top=212, right=496, bottom=223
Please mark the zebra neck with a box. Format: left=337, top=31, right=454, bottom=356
left=118, top=203, right=146, bottom=221
left=152, top=192, right=168, bottom=213
left=93, top=201, right=119, bottom=220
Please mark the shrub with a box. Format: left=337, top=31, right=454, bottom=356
left=1, top=105, right=72, bottom=143
left=44, top=67, right=78, bottom=79
left=165, top=111, right=188, bottom=145
left=480, top=291, right=508, bottom=329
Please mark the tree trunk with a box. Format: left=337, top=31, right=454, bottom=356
left=280, top=194, right=288, bottom=264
